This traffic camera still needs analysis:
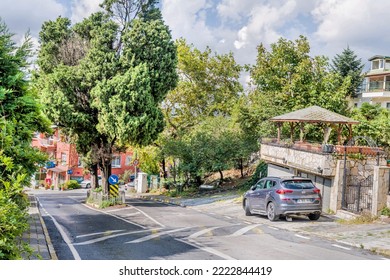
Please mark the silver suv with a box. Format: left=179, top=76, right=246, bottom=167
left=243, top=176, right=322, bottom=221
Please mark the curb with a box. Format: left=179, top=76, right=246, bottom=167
left=30, top=195, right=58, bottom=260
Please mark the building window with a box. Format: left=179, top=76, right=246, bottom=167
left=78, top=157, right=83, bottom=167
left=112, top=155, right=121, bottom=168
left=386, top=102, right=390, bottom=110
left=61, top=153, right=67, bottom=165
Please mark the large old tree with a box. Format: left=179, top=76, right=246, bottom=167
left=35, top=0, right=178, bottom=194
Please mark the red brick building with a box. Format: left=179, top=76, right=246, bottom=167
left=32, top=128, right=136, bottom=189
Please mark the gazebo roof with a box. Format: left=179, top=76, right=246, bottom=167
left=270, top=106, right=359, bottom=124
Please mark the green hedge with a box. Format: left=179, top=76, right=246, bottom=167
left=61, top=180, right=80, bottom=190
left=0, top=175, right=31, bottom=259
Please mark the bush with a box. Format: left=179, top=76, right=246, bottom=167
left=380, top=207, right=390, bottom=217
left=239, top=161, right=268, bottom=191
left=63, top=180, right=80, bottom=190
left=0, top=174, right=31, bottom=259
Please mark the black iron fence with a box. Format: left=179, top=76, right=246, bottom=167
left=342, top=172, right=374, bottom=213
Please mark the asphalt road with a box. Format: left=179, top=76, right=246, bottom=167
left=36, top=189, right=384, bottom=260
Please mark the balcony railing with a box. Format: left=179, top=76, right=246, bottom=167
left=362, top=81, right=390, bottom=92
left=261, top=138, right=386, bottom=157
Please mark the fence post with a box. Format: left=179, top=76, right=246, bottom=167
left=341, top=145, right=347, bottom=209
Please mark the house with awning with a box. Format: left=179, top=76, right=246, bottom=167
left=260, top=106, right=389, bottom=216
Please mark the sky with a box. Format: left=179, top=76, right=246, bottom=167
left=1, top=0, right=389, bottom=84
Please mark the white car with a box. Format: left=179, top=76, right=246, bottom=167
left=80, top=177, right=102, bottom=188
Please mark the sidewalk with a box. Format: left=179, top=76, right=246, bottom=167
left=22, top=194, right=57, bottom=260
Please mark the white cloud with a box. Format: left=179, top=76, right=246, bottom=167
left=233, top=1, right=297, bottom=50
left=217, top=0, right=258, bottom=23
left=161, top=0, right=216, bottom=50
left=0, top=0, right=67, bottom=41
left=70, top=0, right=102, bottom=23
left=312, top=0, right=390, bottom=59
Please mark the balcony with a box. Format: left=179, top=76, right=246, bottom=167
left=361, top=81, right=390, bottom=98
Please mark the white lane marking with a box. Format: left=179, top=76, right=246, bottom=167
left=268, top=226, right=279, bottom=230
left=76, top=230, right=124, bottom=239
left=332, top=244, right=352, bottom=250
left=125, top=203, right=165, bottom=228
left=120, top=212, right=141, bottom=217
left=295, top=234, right=311, bottom=240
left=82, top=203, right=146, bottom=229
left=229, top=224, right=260, bottom=237
left=243, top=221, right=252, bottom=225
left=181, top=238, right=236, bottom=260
left=188, top=226, right=221, bottom=239
left=105, top=208, right=129, bottom=213
left=73, top=196, right=164, bottom=229
left=73, top=228, right=161, bottom=245
left=126, top=227, right=191, bottom=244
left=224, top=216, right=233, bottom=220
left=37, top=198, right=81, bottom=260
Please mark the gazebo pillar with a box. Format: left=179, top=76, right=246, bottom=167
left=337, top=124, right=343, bottom=145
left=277, top=123, right=281, bottom=143
left=299, top=123, right=304, bottom=142
left=290, top=123, right=295, bottom=142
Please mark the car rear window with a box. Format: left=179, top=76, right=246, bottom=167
left=282, top=180, right=315, bottom=190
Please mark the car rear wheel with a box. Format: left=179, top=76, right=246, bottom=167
left=308, top=212, right=321, bottom=220
left=244, top=199, right=252, bottom=216
left=267, top=202, right=279, bottom=221
left=86, top=183, right=91, bottom=189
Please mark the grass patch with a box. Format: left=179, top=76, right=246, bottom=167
left=337, top=213, right=378, bottom=225
left=380, top=207, right=390, bottom=217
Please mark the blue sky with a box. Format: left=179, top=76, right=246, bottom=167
left=1, top=0, right=389, bottom=84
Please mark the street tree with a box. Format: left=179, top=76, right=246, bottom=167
left=331, top=46, right=365, bottom=97
left=35, top=1, right=177, bottom=194
left=0, top=19, right=50, bottom=259
left=159, top=38, right=248, bottom=184
left=163, top=38, right=243, bottom=136
left=242, top=35, right=351, bottom=141
left=0, top=20, right=50, bottom=186
left=351, top=103, right=390, bottom=147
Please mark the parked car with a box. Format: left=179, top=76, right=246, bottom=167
left=243, top=176, right=322, bottom=221
left=80, top=176, right=102, bottom=189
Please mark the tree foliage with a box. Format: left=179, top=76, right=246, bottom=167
left=35, top=2, right=178, bottom=193
left=351, top=103, right=390, bottom=147
left=331, top=46, right=365, bottom=97
left=0, top=20, right=50, bottom=186
left=159, top=40, right=255, bottom=186
left=241, top=35, right=351, bottom=140
left=163, top=39, right=243, bottom=136
left=0, top=19, right=50, bottom=259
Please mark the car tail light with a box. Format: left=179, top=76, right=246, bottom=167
left=314, top=188, right=321, bottom=194
left=276, top=189, right=293, bottom=195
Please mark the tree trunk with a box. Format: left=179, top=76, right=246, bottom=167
left=161, top=157, right=167, bottom=178
left=219, top=170, right=224, bottom=182
left=90, top=163, right=99, bottom=189
left=240, top=158, right=244, bottom=178
left=100, top=159, right=112, bottom=195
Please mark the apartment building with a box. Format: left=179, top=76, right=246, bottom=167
left=354, top=55, right=390, bottom=109
left=32, top=128, right=136, bottom=189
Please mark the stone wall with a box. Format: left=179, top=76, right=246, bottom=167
left=260, top=144, right=337, bottom=176
left=261, top=143, right=389, bottom=215
left=373, top=166, right=390, bottom=215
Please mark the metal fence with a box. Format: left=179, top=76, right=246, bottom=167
left=342, top=172, right=374, bottom=214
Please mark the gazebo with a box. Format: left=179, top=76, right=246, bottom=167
left=270, top=106, right=359, bottom=145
